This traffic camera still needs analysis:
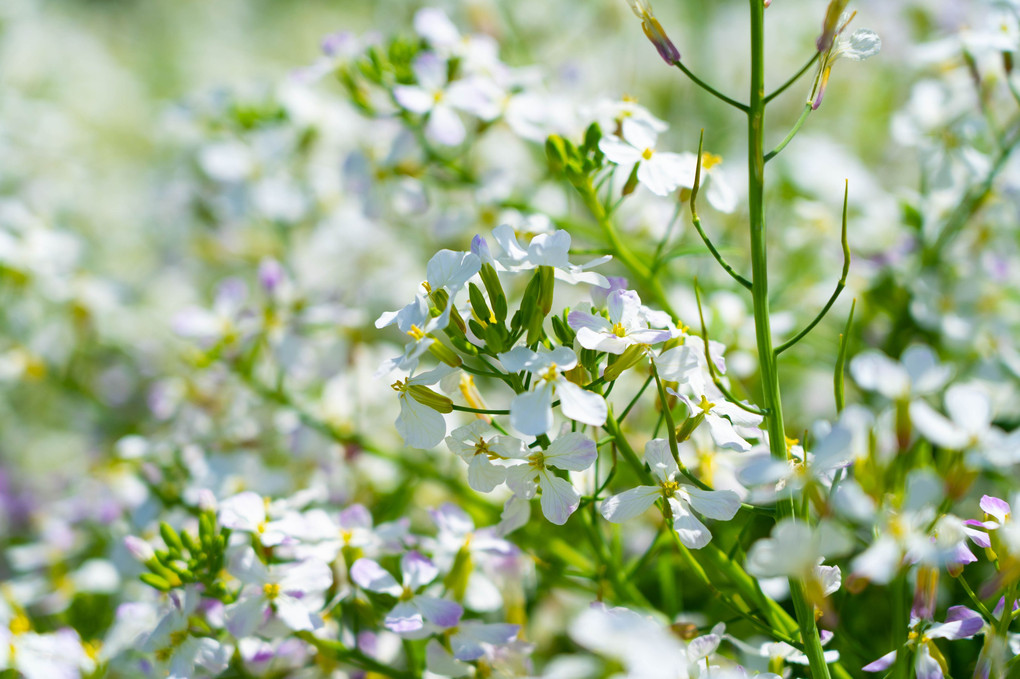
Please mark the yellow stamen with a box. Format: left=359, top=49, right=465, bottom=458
left=701, top=152, right=723, bottom=170
left=697, top=395, right=714, bottom=414
left=407, top=324, right=427, bottom=341
left=611, top=322, right=627, bottom=337
left=641, top=148, right=654, bottom=161
left=263, top=583, right=281, bottom=600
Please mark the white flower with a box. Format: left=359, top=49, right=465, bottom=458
left=375, top=293, right=451, bottom=377
left=850, top=344, right=951, bottom=401
left=498, top=346, right=607, bottom=435
left=503, top=431, right=597, bottom=525
left=226, top=548, right=333, bottom=637
left=675, top=390, right=764, bottom=453
left=350, top=551, right=463, bottom=636
left=567, top=289, right=672, bottom=354
left=599, top=118, right=696, bottom=196
left=393, top=53, right=502, bottom=146
left=391, top=364, right=455, bottom=448
left=910, top=384, right=1004, bottom=452
left=445, top=420, right=524, bottom=492
left=487, top=225, right=610, bottom=286
left=746, top=519, right=853, bottom=580
left=601, top=439, right=740, bottom=549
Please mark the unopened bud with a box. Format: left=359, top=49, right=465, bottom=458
left=408, top=385, right=454, bottom=413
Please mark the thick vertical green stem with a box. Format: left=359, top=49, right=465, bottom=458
left=746, top=2, right=831, bottom=677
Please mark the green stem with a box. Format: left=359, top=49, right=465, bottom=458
left=747, top=3, right=831, bottom=677
left=764, top=103, right=812, bottom=162
left=673, top=60, right=750, bottom=112
left=765, top=52, right=821, bottom=104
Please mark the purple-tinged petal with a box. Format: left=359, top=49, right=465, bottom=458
left=350, top=559, right=402, bottom=596
left=402, top=551, right=439, bottom=590
left=980, top=495, right=1011, bottom=524
left=862, top=650, right=897, bottom=672
left=415, top=595, right=463, bottom=628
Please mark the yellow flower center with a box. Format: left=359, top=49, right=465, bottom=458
left=407, top=324, right=427, bottom=341
left=611, top=322, right=627, bottom=337
left=9, top=614, right=31, bottom=636
left=263, top=583, right=281, bottom=600
left=641, top=148, right=654, bottom=161
left=540, top=364, right=559, bottom=383
left=701, top=152, right=723, bottom=170
left=697, top=395, right=714, bottom=414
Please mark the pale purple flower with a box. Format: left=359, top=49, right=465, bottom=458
left=350, top=551, right=463, bottom=636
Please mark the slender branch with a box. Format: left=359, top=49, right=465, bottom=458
left=672, top=60, right=750, bottom=112
left=450, top=404, right=510, bottom=415
left=693, top=280, right=769, bottom=416
left=774, top=180, right=851, bottom=356
left=765, top=52, right=821, bottom=104
left=833, top=298, right=856, bottom=415
left=764, top=103, right=813, bottom=162
left=691, top=131, right=753, bottom=290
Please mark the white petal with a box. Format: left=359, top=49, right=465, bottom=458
left=637, top=156, right=680, bottom=196
left=601, top=486, right=661, bottom=522
left=350, top=558, right=402, bottom=596
left=397, top=394, right=447, bottom=449
left=275, top=595, right=321, bottom=632
left=910, top=400, right=968, bottom=449
left=621, top=117, right=659, bottom=150
left=556, top=380, right=608, bottom=427
left=218, top=492, right=265, bottom=532
left=686, top=487, right=741, bottom=521
left=402, top=551, right=440, bottom=590
left=415, top=595, right=463, bottom=628
left=644, top=438, right=679, bottom=482
left=426, top=104, right=467, bottom=146
left=539, top=472, right=581, bottom=525
left=510, top=386, right=554, bottom=436
left=567, top=308, right=612, bottom=333
left=393, top=85, right=435, bottom=114
left=467, top=456, right=506, bottom=493
left=669, top=497, right=712, bottom=549
left=545, top=432, right=597, bottom=471
left=944, top=384, right=992, bottom=432
left=598, top=135, right=642, bottom=166
left=427, top=249, right=481, bottom=293
left=705, top=413, right=752, bottom=452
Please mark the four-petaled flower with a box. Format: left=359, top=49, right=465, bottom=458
left=599, top=118, right=696, bottom=196
left=601, top=438, right=740, bottom=548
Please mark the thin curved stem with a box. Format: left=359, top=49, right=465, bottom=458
left=672, top=60, right=749, bottom=112
left=765, top=52, right=821, bottom=104
left=774, top=180, right=851, bottom=356
left=691, top=131, right=753, bottom=290
left=693, top=281, right=768, bottom=417
left=833, top=298, right=856, bottom=414
left=764, top=103, right=812, bottom=162
left=450, top=404, right=510, bottom=415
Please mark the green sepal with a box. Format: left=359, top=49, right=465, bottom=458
left=675, top=412, right=706, bottom=443
left=603, top=344, right=647, bottom=382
